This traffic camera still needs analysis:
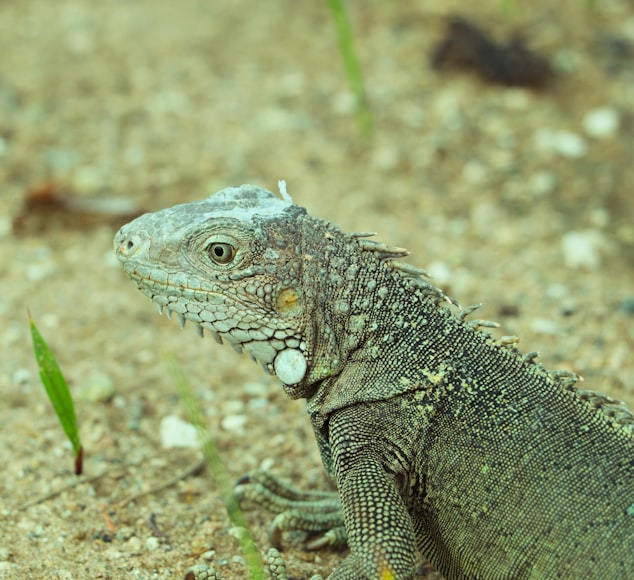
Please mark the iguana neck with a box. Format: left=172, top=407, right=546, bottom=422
left=285, top=213, right=458, bottom=407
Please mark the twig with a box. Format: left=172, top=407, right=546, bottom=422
left=115, top=457, right=206, bottom=509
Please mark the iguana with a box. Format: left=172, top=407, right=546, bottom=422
left=114, top=183, right=634, bottom=579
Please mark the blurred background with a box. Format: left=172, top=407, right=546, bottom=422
left=1, top=1, right=633, bottom=577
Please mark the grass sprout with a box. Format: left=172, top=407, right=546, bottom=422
left=167, top=357, right=265, bottom=580
left=29, top=314, right=83, bottom=475
left=327, top=0, right=373, bottom=137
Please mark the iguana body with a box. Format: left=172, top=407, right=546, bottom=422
left=115, top=184, right=634, bottom=579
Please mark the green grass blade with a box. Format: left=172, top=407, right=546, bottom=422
left=327, top=0, right=373, bottom=137
left=167, top=357, right=265, bottom=580
left=29, top=314, right=83, bottom=475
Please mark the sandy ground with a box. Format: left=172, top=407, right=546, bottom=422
left=1, top=1, right=633, bottom=578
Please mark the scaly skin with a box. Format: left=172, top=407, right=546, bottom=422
left=115, top=184, right=634, bottom=579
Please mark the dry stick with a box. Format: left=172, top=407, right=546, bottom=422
left=12, top=456, right=205, bottom=513
left=116, top=457, right=206, bottom=509
left=14, top=468, right=125, bottom=512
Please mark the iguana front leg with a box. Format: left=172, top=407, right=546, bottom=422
left=331, top=454, right=419, bottom=579
left=234, top=470, right=347, bottom=549
left=234, top=466, right=419, bottom=579
left=324, top=404, right=421, bottom=580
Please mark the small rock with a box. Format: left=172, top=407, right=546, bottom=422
left=73, top=165, right=107, bottom=193
left=582, top=107, right=619, bottom=139
left=561, top=229, right=606, bottom=270
left=220, top=414, right=247, bottom=432
left=530, top=318, right=559, bottom=335
left=371, top=144, right=400, bottom=171
left=426, top=262, right=452, bottom=287
left=76, top=372, right=116, bottom=403
left=221, top=400, right=245, bottom=414
left=228, top=527, right=248, bottom=541
left=0, top=216, right=11, bottom=238
left=12, top=368, right=31, bottom=386
left=462, top=160, right=487, bottom=184
left=545, top=283, right=569, bottom=301
left=243, top=382, right=268, bottom=397
left=529, top=170, right=557, bottom=197
left=125, top=536, right=142, bottom=553
left=145, top=537, right=160, bottom=551
left=246, top=398, right=269, bottom=411
left=159, top=415, right=199, bottom=449
left=534, top=128, right=586, bottom=158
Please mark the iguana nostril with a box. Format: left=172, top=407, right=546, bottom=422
left=114, top=228, right=148, bottom=259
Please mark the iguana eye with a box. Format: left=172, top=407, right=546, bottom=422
left=207, top=242, right=236, bottom=265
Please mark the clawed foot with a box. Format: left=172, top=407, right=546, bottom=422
left=234, top=470, right=347, bottom=550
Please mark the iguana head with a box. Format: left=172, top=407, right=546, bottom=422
left=114, top=183, right=316, bottom=392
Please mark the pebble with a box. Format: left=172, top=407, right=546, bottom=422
left=0, top=216, right=11, bottom=238
left=561, top=229, right=605, bottom=270
left=145, top=537, right=160, bottom=551
left=159, top=415, right=199, bottom=449
left=582, top=107, right=619, bottom=139
left=12, top=368, right=31, bottom=387
left=545, top=283, right=569, bottom=301
left=220, top=414, right=248, bottom=432
left=426, top=261, right=452, bottom=287
left=125, top=536, right=142, bottom=553
left=75, top=372, right=116, bottom=403
left=221, top=400, right=245, bottom=414
left=242, top=382, right=268, bottom=397
left=530, top=318, right=559, bottom=335
left=246, top=397, right=269, bottom=411
left=533, top=128, right=587, bottom=158
left=72, top=165, right=107, bottom=194
left=529, top=170, right=557, bottom=197
left=462, top=159, right=487, bottom=184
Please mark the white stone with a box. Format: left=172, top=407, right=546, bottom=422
left=76, top=372, right=115, bottom=403
left=530, top=318, right=559, bottom=335
left=243, top=382, right=268, bottom=396
left=145, top=537, right=160, bottom=551
left=426, top=262, right=452, bottom=287
left=534, top=129, right=586, bottom=158
left=545, top=283, right=569, bottom=301
left=582, top=107, right=619, bottom=139
left=529, top=171, right=557, bottom=197
left=462, top=159, right=487, bottom=184
left=561, top=229, right=605, bottom=270
left=274, top=348, right=307, bottom=385
left=159, top=415, right=199, bottom=449
left=221, top=414, right=248, bottom=431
